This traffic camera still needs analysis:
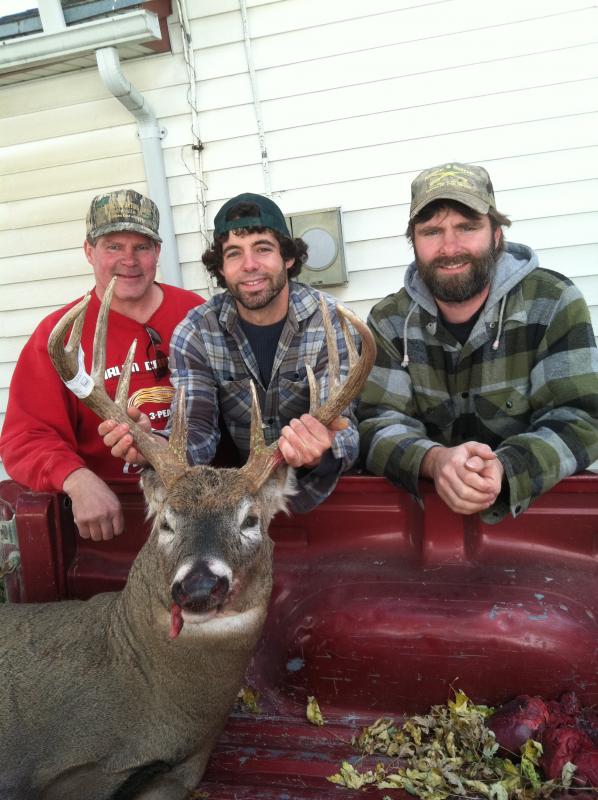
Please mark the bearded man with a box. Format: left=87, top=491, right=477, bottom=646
left=100, top=192, right=360, bottom=513
left=357, top=162, right=598, bottom=522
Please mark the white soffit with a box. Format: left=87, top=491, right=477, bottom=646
left=0, top=9, right=161, bottom=72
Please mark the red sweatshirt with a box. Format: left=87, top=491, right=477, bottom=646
left=0, top=283, right=203, bottom=492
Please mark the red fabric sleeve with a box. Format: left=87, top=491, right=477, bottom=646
left=1, top=312, right=87, bottom=492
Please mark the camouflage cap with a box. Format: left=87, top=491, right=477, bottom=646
left=86, top=189, right=162, bottom=243
left=409, top=162, right=496, bottom=220
left=214, top=192, right=291, bottom=238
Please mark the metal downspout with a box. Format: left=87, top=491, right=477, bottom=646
left=38, top=0, right=66, bottom=33
left=95, top=46, right=183, bottom=287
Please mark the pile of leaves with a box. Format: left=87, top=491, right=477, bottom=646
left=326, top=691, right=578, bottom=798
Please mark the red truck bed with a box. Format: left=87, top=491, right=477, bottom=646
left=2, top=473, right=598, bottom=798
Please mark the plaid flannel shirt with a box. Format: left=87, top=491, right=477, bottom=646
left=170, top=280, right=360, bottom=512
left=357, top=242, right=598, bottom=523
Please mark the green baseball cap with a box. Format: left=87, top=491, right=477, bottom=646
left=409, top=162, right=496, bottom=220
left=86, top=189, right=162, bottom=243
left=214, top=192, right=291, bottom=238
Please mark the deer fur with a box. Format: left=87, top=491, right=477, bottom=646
left=0, top=464, right=295, bottom=800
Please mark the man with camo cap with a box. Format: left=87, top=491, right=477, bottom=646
left=0, top=189, right=201, bottom=541
left=358, top=161, right=598, bottom=522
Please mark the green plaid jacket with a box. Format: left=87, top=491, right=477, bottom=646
left=357, top=242, right=598, bottom=523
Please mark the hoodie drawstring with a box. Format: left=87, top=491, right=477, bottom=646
left=401, top=302, right=417, bottom=368
left=492, top=295, right=507, bottom=351
left=402, top=293, right=506, bottom=365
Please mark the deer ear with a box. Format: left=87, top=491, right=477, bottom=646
left=141, top=468, right=168, bottom=517
left=260, top=466, right=297, bottom=524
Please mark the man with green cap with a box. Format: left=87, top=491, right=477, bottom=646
left=357, top=162, right=598, bottom=522
left=0, top=189, right=202, bottom=540
left=100, top=192, right=360, bottom=512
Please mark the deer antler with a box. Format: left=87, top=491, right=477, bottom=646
left=50, top=282, right=375, bottom=494
left=48, top=277, right=188, bottom=487
left=240, top=297, right=376, bottom=490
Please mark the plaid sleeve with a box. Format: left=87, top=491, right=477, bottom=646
left=169, top=313, right=220, bottom=465
left=356, top=299, right=437, bottom=497
left=486, top=281, right=598, bottom=522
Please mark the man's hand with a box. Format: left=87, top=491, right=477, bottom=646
left=98, top=407, right=158, bottom=465
left=62, top=468, right=124, bottom=541
left=420, top=441, right=504, bottom=515
left=278, top=414, right=345, bottom=469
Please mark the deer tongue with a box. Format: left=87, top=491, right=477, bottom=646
left=169, top=603, right=184, bottom=639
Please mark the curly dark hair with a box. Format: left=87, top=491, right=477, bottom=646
left=203, top=202, right=308, bottom=289
left=405, top=199, right=511, bottom=252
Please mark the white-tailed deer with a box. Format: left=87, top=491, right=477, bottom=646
left=0, top=278, right=375, bottom=800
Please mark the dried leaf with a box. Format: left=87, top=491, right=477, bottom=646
left=236, top=686, right=261, bottom=714
left=489, top=782, right=509, bottom=800
left=378, top=772, right=407, bottom=788
left=464, top=779, right=491, bottom=796
left=520, top=740, right=542, bottom=765
left=449, top=690, right=471, bottom=716
left=327, top=761, right=380, bottom=789
left=560, top=761, right=576, bottom=789
left=445, top=729, right=457, bottom=758
left=306, top=695, right=326, bottom=726
left=403, top=720, right=423, bottom=745
left=520, top=757, right=541, bottom=789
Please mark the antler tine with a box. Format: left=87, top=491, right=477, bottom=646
left=114, top=339, right=137, bottom=410
left=240, top=381, right=283, bottom=490
left=48, top=294, right=93, bottom=392
left=48, top=277, right=188, bottom=484
left=91, top=276, right=114, bottom=384
left=168, top=385, right=189, bottom=465
left=306, top=297, right=342, bottom=415
left=339, top=312, right=359, bottom=370
left=320, top=296, right=340, bottom=390
left=311, top=302, right=376, bottom=429
left=306, top=364, right=319, bottom=414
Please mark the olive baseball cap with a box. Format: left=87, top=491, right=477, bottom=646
left=214, top=192, right=291, bottom=238
left=409, top=162, right=496, bottom=220
left=86, top=189, right=162, bottom=243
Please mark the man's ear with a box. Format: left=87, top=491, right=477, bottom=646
left=154, top=242, right=162, bottom=260
left=493, top=226, right=502, bottom=251
left=141, top=468, right=167, bottom=517
left=83, top=239, right=95, bottom=266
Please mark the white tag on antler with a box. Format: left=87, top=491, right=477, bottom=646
left=64, top=347, right=94, bottom=399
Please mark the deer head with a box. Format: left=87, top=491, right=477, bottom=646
left=48, top=278, right=376, bottom=640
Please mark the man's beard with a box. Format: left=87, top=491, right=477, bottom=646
left=228, top=265, right=288, bottom=311
left=416, top=244, right=498, bottom=303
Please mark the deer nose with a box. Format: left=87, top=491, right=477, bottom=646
left=171, top=563, right=230, bottom=611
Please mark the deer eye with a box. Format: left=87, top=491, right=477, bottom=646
left=242, top=514, right=259, bottom=531
left=161, top=518, right=173, bottom=532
